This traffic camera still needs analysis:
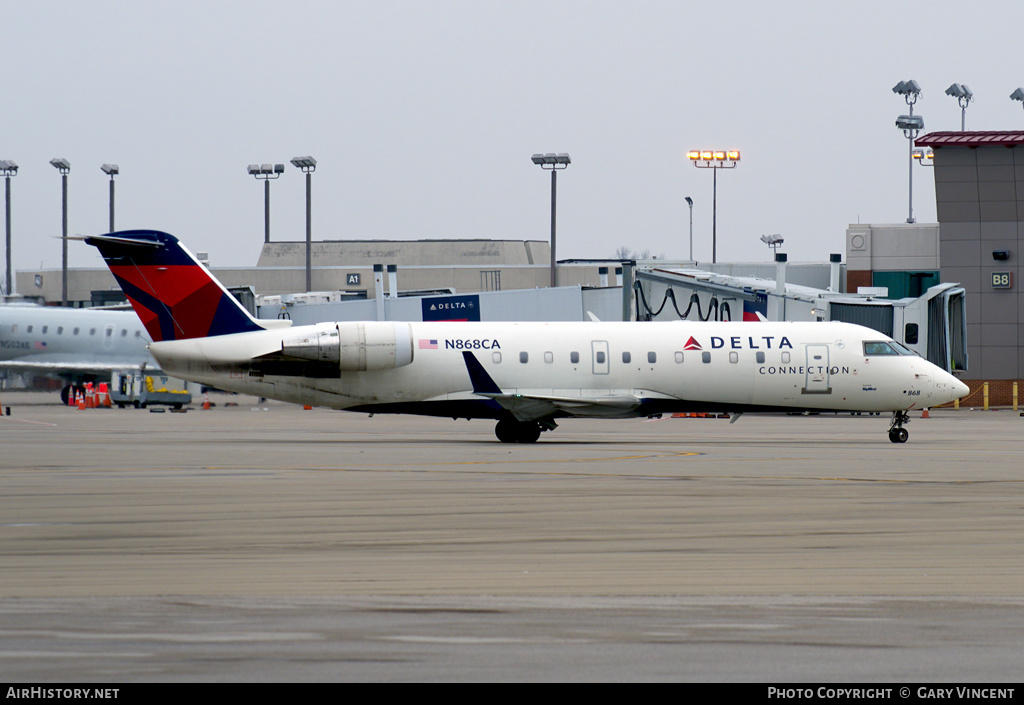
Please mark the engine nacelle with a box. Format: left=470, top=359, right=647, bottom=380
left=280, top=322, right=414, bottom=371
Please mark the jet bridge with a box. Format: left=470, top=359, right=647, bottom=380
left=632, top=263, right=967, bottom=373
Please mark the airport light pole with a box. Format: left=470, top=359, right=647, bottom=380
left=1, top=160, right=17, bottom=296
left=685, top=196, right=693, bottom=261
left=893, top=80, right=923, bottom=224
left=944, top=83, right=973, bottom=131
left=101, top=164, right=118, bottom=232
left=687, top=150, right=740, bottom=263
left=290, top=156, right=316, bottom=292
left=50, top=158, right=71, bottom=306
left=531, top=153, right=570, bottom=288
left=248, top=163, right=284, bottom=244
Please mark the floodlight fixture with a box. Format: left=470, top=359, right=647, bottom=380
left=0, top=160, right=18, bottom=175
left=892, top=80, right=922, bottom=99
left=760, top=233, right=784, bottom=256
left=912, top=147, right=934, bottom=166
left=1012, top=88, right=1024, bottom=108
left=896, top=114, right=925, bottom=131
left=532, top=152, right=572, bottom=287
left=688, top=149, right=740, bottom=263
left=945, top=83, right=973, bottom=130
left=290, top=156, right=317, bottom=171
left=49, top=157, right=70, bottom=174
left=531, top=153, right=570, bottom=168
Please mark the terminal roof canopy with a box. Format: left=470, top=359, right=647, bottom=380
left=915, top=131, right=1024, bottom=147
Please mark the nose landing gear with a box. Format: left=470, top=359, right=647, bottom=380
left=888, top=410, right=910, bottom=443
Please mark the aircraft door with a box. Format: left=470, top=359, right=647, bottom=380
left=591, top=340, right=609, bottom=375
left=803, top=344, right=832, bottom=394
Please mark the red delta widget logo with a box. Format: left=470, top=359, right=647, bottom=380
left=684, top=335, right=793, bottom=351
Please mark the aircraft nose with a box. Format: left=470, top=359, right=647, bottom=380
left=952, top=378, right=970, bottom=400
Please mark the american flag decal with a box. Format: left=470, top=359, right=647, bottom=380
left=418, top=339, right=438, bottom=349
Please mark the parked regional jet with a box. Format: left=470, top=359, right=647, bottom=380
left=83, top=230, right=969, bottom=443
left=0, top=303, right=154, bottom=403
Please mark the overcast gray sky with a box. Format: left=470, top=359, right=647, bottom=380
left=3, top=0, right=1023, bottom=280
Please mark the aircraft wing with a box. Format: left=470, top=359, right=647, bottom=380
left=0, top=360, right=149, bottom=374
left=461, top=351, right=643, bottom=421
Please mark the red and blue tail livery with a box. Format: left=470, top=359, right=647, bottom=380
left=84, top=230, right=265, bottom=342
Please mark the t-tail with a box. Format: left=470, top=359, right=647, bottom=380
left=84, top=230, right=267, bottom=342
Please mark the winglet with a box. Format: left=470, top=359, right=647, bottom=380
left=462, top=351, right=502, bottom=395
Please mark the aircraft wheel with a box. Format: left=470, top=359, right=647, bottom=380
left=889, top=427, right=909, bottom=444
left=495, top=419, right=542, bottom=443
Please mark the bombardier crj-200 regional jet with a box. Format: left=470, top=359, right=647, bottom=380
left=83, top=230, right=968, bottom=444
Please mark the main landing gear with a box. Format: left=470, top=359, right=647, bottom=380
left=888, top=410, right=910, bottom=444
left=494, top=418, right=548, bottom=443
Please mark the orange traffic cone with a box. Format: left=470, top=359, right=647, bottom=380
left=202, top=392, right=210, bottom=410
left=922, top=408, right=930, bottom=418
left=97, top=382, right=111, bottom=407
left=76, top=389, right=85, bottom=410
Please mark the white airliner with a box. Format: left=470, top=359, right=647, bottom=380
left=0, top=303, right=154, bottom=403
left=82, top=230, right=969, bottom=444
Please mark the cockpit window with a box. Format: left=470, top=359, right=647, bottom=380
left=864, top=341, right=901, bottom=356
left=864, top=340, right=919, bottom=356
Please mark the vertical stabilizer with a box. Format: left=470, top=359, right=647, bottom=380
left=84, top=230, right=265, bottom=342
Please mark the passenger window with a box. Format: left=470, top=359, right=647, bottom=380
left=57, top=326, right=63, bottom=334
left=756, top=351, right=765, bottom=363
left=622, top=352, right=631, bottom=364
left=519, top=352, right=529, bottom=363
left=702, top=352, right=711, bottom=363
left=570, top=351, right=579, bottom=364
left=121, top=329, right=128, bottom=337
left=42, top=326, right=48, bottom=334
left=596, top=351, right=606, bottom=364
left=544, top=351, right=553, bottom=363
left=492, top=351, right=502, bottom=364
left=26, top=325, right=32, bottom=333
left=647, top=352, right=657, bottom=364
left=674, top=351, right=683, bottom=363
left=729, top=352, right=739, bottom=363
left=781, top=351, right=790, bottom=364
left=73, top=327, right=80, bottom=335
